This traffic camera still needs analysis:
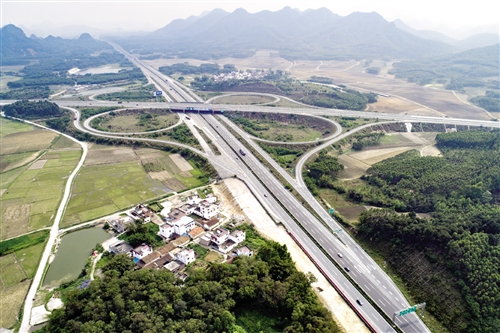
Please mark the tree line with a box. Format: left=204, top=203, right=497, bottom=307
left=41, top=241, right=340, bottom=333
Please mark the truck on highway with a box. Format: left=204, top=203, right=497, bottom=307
left=239, top=149, right=246, bottom=156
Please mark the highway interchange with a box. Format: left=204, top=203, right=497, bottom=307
left=8, top=46, right=498, bottom=333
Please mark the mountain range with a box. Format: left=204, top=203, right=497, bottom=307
left=113, top=7, right=498, bottom=61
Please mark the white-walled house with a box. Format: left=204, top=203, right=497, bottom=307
left=131, top=243, right=153, bottom=260
left=173, top=216, right=196, bottom=235
left=176, top=249, right=195, bottom=265
left=229, top=230, right=246, bottom=244
left=210, top=228, right=230, bottom=245
left=187, top=195, right=202, bottom=205
left=159, top=223, right=174, bottom=239
left=196, top=200, right=218, bottom=220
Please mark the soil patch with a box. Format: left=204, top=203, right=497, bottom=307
left=1, top=204, right=30, bottom=239
left=84, top=148, right=138, bottom=166
left=335, top=206, right=367, bottom=222
left=28, top=160, right=47, bottom=170
left=169, top=154, right=192, bottom=171
left=0, top=280, right=30, bottom=328
left=149, top=171, right=171, bottom=181
left=350, top=147, right=413, bottom=165
left=421, top=145, right=442, bottom=157
left=1, top=130, right=57, bottom=155
left=162, top=178, right=186, bottom=192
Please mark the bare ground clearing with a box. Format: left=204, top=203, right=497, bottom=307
left=1, top=130, right=57, bottom=155
left=221, top=178, right=369, bottom=333
left=213, top=94, right=276, bottom=105
left=1, top=152, right=39, bottom=173
left=28, top=160, right=47, bottom=170
left=335, top=206, right=367, bottom=222
left=169, top=154, right=192, bottom=171
left=149, top=171, right=171, bottom=181
left=162, top=178, right=186, bottom=192
left=1, top=204, right=30, bottom=240
left=84, top=148, right=138, bottom=166
left=337, top=155, right=371, bottom=179
left=0, top=280, right=30, bottom=328
left=351, top=147, right=414, bottom=165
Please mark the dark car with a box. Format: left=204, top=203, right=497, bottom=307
left=344, top=267, right=350, bottom=272
left=356, top=299, right=363, bottom=306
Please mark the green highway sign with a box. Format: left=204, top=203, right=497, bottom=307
left=399, top=306, right=417, bottom=316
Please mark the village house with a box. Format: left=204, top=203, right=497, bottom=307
left=131, top=243, right=153, bottom=260
left=109, top=216, right=134, bottom=233
left=173, top=216, right=196, bottom=235
left=176, top=249, right=195, bottom=265
left=178, top=204, right=196, bottom=215
left=159, top=223, right=174, bottom=239
left=229, top=230, right=246, bottom=244
left=109, top=241, right=133, bottom=255
left=187, top=195, right=202, bottom=205
left=210, top=228, right=230, bottom=245
left=194, top=200, right=219, bottom=220
left=129, top=204, right=153, bottom=222
left=236, top=246, right=253, bottom=257
left=202, top=217, right=219, bottom=230
left=188, top=226, right=205, bottom=239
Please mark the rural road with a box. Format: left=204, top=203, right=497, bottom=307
left=17, top=115, right=88, bottom=333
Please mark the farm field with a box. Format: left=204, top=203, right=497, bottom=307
left=1, top=118, right=82, bottom=240
left=0, top=241, right=46, bottom=328
left=1, top=149, right=82, bottom=239
left=62, top=147, right=206, bottom=226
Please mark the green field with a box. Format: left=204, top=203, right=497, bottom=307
left=62, top=160, right=171, bottom=226
left=0, top=118, right=33, bottom=138
left=0, top=241, right=45, bottom=328
left=1, top=149, right=82, bottom=239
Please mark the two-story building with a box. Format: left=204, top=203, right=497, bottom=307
left=176, top=248, right=195, bottom=265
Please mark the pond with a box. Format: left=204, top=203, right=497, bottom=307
left=42, top=227, right=111, bottom=288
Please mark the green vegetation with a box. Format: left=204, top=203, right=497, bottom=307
left=192, top=71, right=377, bottom=110
left=96, top=84, right=164, bottom=102
left=470, top=90, right=500, bottom=112
left=79, top=106, right=120, bottom=120
left=309, top=76, right=333, bottom=84
left=1, top=149, right=82, bottom=239
left=303, top=151, right=344, bottom=196
left=62, top=160, right=171, bottom=226
left=42, top=241, right=339, bottom=333
left=259, top=143, right=304, bottom=168
left=390, top=44, right=499, bottom=89
left=0, top=230, right=49, bottom=256
left=145, top=123, right=201, bottom=148
left=118, top=221, right=163, bottom=248
left=0, top=86, right=51, bottom=100
left=308, top=130, right=500, bottom=333
left=92, top=109, right=177, bottom=133
left=3, top=100, right=62, bottom=119
left=159, top=63, right=236, bottom=75
left=228, top=111, right=334, bottom=142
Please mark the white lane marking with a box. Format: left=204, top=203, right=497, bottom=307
left=383, top=285, right=387, bottom=289
left=378, top=299, right=386, bottom=307
left=389, top=291, right=393, bottom=295
left=364, top=284, right=371, bottom=291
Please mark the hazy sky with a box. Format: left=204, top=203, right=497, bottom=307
left=2, top=0, right=499, bottom=36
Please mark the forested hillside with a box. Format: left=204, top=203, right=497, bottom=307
left=353, top=131, right=500, bottom=332
left=41, top=242, right=339, bottom=333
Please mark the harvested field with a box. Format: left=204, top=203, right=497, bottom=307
left=366, top=96, right=442, bottom=116
left=162, top=178, right=186, bottom=192
left=1, top=130, right=57, bottom=155
left=50, top=135, right=80, bottom=149
left=28, top=160, right=47, bottom=170
left=0, top=151, right=39, bottom=173
left=204, top=251, right=223, bottom=263
left=335, top=206, right=367, bottom=222
left=350, top=147, right=413, bottom=165
left=0, top=280, right=30, bottom=328
left=0, top=253, right=27, bottom=288
left=84, top=148, right=138, bottom=166
left=169, top=153, right=193, bottom=171
left=178, top=171, right=193, bottom=177
left=149, top=170, right=171, bottom=181
left=0, top=118, right=32, bottom=138
left=1, top=204, right=30, bottom=240
left=337, top=155, right=371, bottom=179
